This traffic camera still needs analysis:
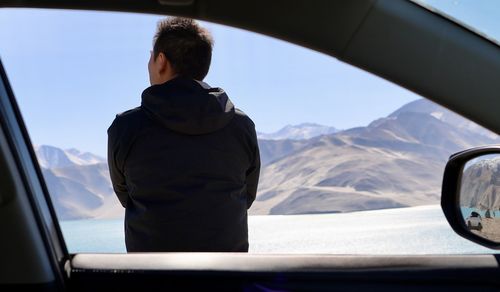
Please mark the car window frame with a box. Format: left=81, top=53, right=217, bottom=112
left=0, top=1, right=499, bottom=288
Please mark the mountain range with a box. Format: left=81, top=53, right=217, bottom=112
left=251, top=99, right=499, bottom=215
left=257, top=123, right=339, bottom=140
left=35, top=145, right=105, bottom=168
left=36, top=99, right=500, bottom=220
left=460, top=156, right=500, bottom=211
left=35, top=145, right=122, bottom=220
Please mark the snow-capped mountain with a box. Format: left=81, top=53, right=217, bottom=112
left=65, top=148, right=105, bottom=165
left=389, top=99, right=498, bottom=139
left=257, top=123, right=338, bottom=140
left=35, top=145, right=105, bottom=169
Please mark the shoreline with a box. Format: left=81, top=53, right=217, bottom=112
left=60, top=204, right=441, bottom=222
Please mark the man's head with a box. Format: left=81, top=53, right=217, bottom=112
left=148, top=17, right=214, bottom=85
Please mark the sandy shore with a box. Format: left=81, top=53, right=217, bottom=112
left=471, top=217, right=500, bottom=242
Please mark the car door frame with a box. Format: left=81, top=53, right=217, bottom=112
left=0, top=59, right=68, bottom=289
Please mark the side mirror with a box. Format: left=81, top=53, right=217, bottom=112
left=442, top=145, right=500, bottom=249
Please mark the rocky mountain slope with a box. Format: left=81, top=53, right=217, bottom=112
left=36, top=146, right=122, bottom=220
left=251, top=99, right=500, bottom=215
left=460, top=156, right=500, bottom=210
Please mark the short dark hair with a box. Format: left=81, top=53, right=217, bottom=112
left=153, top=17, right=213, bottom=81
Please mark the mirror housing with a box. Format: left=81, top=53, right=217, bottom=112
left=442, top=145, right=500, bottom=249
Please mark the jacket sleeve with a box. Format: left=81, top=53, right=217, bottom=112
left=246, top=126, right=261, bottom=209
left=107, top=118, right=129, bottom=208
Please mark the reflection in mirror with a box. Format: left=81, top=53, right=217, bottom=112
left=460, top=154, right=500, bottom=242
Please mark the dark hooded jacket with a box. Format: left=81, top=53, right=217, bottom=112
left=107, top=77, right=260, bottom=252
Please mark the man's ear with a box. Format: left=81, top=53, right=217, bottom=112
left=157, top=52, right=171, bottom=75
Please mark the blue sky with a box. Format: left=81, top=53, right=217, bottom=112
left=0, top=3, right=497, bottom=156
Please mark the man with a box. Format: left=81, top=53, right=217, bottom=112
left=107, top=17, right=260, bottom=252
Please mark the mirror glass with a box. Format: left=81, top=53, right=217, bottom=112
left=460, top=154, right=500, bottom=242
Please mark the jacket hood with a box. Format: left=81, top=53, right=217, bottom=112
left=141, top=77, right=235, bottom=135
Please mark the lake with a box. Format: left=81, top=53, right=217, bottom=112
left=60, top=205, right=497, bottom=254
